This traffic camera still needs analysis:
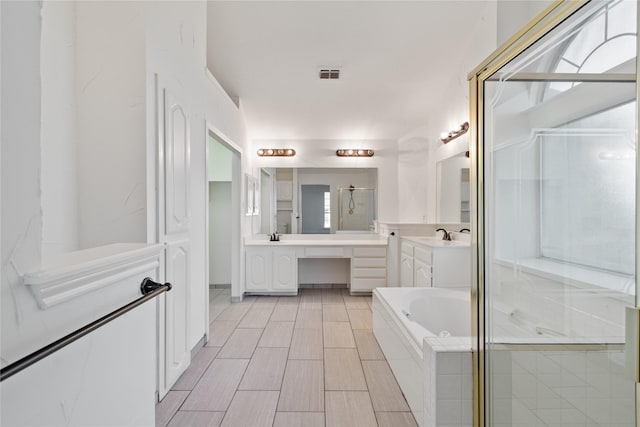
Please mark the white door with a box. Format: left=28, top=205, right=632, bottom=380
left=246, top=249, right=271, bottom=291
left=272, top=250, right=296, bottom=291
left=400, top=254, right=414, bottom=287
left=158, top=89, right=191, bottom=397
left=414, top=260, right=431, bottom=288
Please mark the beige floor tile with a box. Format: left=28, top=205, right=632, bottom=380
left=217, top=328, right=263, bottom=358
left=324, top=348, right=367, bottom=390
left=325, top=391, right=378, bottom=427
left=182, top=359, right=249, bottom=411
left=172, top=347, right=220, bottom=390
left=362, top=360, right=410, bottom=411
left=323, top=304, right=349, bottom=322
left=296, top=308, right=322, bottom=323
left=322, top=289, right=345, bottom=304
left=375, top=412, right=418, bottom=427
left=239, top=296, right=257, bottom=304
left=270, top=305, right=299, bottom=322
left=220, top=391, right=279, bottom=427
left=294, top=319, right=323, bottom=329
left=299, top=290, right=322, bottom=309
left=207, top=320, right=239, bottom=347
left=216, top=303, right=252, bottom=321
left=156, top=390, right=189, bottom=427
left=166, top=411, right=225, bottom=427
left=277, top=360, right=324, bottom=411
left=342, top=295, right=370, bottom=309
left=258, top=321, right=294, bottom=347
left=210, top=303, right=230, bottom=322
left=289, top=328, right=324, bottom=359
left=323, top=322, right=356, bottom=348
left=276, top=295, right=300, bottom=305
left=254, top=296, right=279, bottom=303
left=347, top=309, right=373, bottom=330
left=239, top=347, right=288, bottom=390
left=238, top=306, right=274, bottom=328
left=273, top=412, right=325, bottom=427
left=353, top=330, right=385, bottom=360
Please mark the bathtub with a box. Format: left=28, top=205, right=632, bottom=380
left=373, top=288, right=472, bottom=427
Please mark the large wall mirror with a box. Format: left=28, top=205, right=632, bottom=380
left=436, top=152, right=470, bottom=223
left=259, top=168, right=378, bottom=234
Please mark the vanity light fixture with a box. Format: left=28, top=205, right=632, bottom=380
left=440, top=122, right=470, bottom=144
left=256, top=148, right=296, bottom=157
left=336, top=149, right=374, bottom=157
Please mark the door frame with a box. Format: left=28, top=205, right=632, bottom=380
left=204, top=123, right=243, bottom=335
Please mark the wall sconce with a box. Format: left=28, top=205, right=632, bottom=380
left=336, top=149, right=374, bottom=157
left=440, top=122, right=469, bottom=144
left=256, top=148, right=296, bottom=157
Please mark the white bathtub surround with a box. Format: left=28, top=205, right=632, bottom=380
left=423, top=340, right=472, bottom=427
left=373, top=287, right=472, bottom=427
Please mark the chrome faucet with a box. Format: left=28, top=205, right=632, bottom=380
left=435, top=228, right=450, bottom=241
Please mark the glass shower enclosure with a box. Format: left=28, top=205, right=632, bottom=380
left=470, top=1, right=638, bottom=425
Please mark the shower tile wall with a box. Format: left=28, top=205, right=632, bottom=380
left=491, top=349, right=634, bottom=426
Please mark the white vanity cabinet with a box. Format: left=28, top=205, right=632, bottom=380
left=400, top=240, right=414, bottom=287
left=350, top=246, right=387, bottom=293
left=245, top=247, right=297, bottom=293
left=399, top=238, right=471, bottom=288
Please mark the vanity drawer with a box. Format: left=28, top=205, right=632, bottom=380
left=351, top=277, right=387, bottom=291
left=352, top=267, right=386, bottom=278
left=304, top=247, right=345, bottom=258
left=414, top=246, right=433, bottom=264
left=352, top=257, right=387, bottom=268
left=352, top=247, right=386, bottom=258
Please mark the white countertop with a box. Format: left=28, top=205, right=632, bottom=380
left=245, top=234, right=388, bottom=246
left=402, top=236, right=470, bottom=248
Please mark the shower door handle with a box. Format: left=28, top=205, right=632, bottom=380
left=625, top=306, right=640, bottom=383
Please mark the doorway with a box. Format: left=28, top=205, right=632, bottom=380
left=300, top=184, right=330, bottom=234
left=205, top=127, right=242, bottom=329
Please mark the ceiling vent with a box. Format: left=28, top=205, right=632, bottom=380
left=319, top=68, right=340, bottom=80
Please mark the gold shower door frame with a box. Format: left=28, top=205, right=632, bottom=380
left=468, top=1, right=640, bottom=426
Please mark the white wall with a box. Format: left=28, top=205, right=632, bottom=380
left=397, top=1, right=496, bottom=223
left=146, top=1, right=248, bottom=346
left=1, top=0, right=248, bottom=369
left=1, top=0, right=44, bottom=363
left=208, top=135, right=233, bottom=182
left=209, top=182, right=232, bottom=285
left=496, top=1, right=553, bottom=46
left=40, top=1, right=79, bottom=260
left=76, top=1, right=147, bottom=249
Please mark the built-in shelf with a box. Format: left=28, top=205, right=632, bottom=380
left=24, top=243, right=163, bottom=309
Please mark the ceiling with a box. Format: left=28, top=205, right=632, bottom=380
left=206, top=1, right=494, bottom=141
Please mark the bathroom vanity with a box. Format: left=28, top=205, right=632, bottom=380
left=244, top=235, right=388, bottom=295
left=400, top=237, right=470, bottom=288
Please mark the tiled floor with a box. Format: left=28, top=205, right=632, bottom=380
left=157, top=288, right=417, bottom=427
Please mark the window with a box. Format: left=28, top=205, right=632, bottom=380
left=323, top=192, right=331, bottom=229
left=539, top=103, right=635, bottom=275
